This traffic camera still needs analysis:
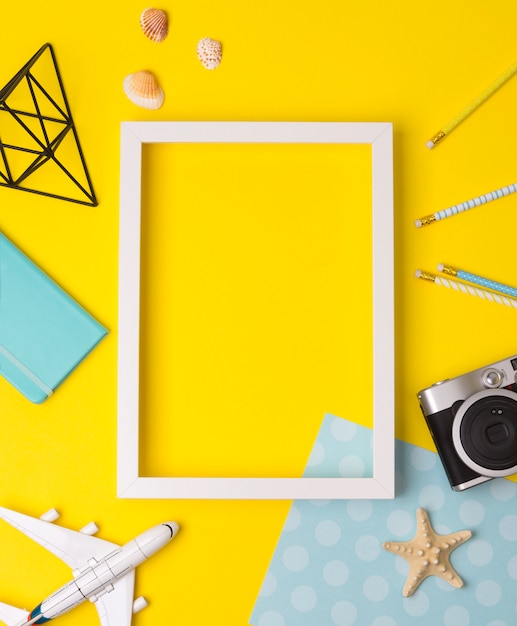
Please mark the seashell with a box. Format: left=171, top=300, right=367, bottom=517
left=140, top=7, right=168, bottom=42
left=196, top=37, right=222, bottom=70
left=123, top=70, right=164, bottom=110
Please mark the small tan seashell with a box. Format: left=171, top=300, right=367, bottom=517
left=140, top=7, right=168, bottom=43
left=123, top=70, right=164, bottom=110
left=196, top=37, right=222, bottom=70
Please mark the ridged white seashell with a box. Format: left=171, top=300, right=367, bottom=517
left=123, top=70, right=164, bottom=110
left=196, top=37, right=222, bottom=70
left=140, top=7, right=168, bottom=43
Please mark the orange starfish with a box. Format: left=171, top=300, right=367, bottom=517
left=383, top=508, right=472, bottom=597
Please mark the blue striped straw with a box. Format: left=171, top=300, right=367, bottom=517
left=438, top=264, right=517, bottom=299
left=415, top=182, right=517, bottom=227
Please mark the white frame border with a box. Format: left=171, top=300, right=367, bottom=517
left=117, top=121, right=394, bottom=499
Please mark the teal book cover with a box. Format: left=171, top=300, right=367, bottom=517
left=0, top=233, right=108, bottom=403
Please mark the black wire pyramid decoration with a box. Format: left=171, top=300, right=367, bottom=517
left=0, top=43, right=97, bottom=206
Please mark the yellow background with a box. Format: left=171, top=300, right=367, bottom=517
left=1, top=1, right=517, bottom=625
left=139, top=142, right=372, bottom=478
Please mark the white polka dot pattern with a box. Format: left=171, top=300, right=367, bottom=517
left=250, top=414, right=517, bottom=626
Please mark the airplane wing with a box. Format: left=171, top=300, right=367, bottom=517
left=93, top=572, right=135, bottom=626
left=0, top=506, right=120, bottom=570
left=0, top=601, right=29, bottom=626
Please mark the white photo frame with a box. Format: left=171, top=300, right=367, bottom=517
left=117, top=121, right=394, bottom=499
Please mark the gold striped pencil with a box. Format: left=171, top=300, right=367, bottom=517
left=426, top=60, right=517, bottom=149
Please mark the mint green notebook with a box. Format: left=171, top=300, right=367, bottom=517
left=0, top=233, right=108, bottom=403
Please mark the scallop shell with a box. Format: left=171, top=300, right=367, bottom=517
left=140, top=7, right=168, bottom=42
left=123, top=70, right=164, bottom=110
left=196, top=37, right=222, bottom=70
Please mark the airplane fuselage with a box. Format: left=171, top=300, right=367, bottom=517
left=24, top=523, right=176, bottom=625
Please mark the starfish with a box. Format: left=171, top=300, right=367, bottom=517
left=383, top=508, right=472, bottom=597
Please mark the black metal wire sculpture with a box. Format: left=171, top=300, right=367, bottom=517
left=0, top=43, right=98, bottom=206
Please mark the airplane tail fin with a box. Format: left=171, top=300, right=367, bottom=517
left=0, top=601, right=29, bottom=626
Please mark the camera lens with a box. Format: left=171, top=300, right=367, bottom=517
left=452, top=389, right=517, bottom=478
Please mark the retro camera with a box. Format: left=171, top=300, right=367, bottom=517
left=418, top=355, right=517, bottom=491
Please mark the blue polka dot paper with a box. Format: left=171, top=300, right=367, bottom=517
left=250, top=414, right=517, bottom=626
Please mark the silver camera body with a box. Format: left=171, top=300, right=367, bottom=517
left=418, top=354, right=517, bottom=491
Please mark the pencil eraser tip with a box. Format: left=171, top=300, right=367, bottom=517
left=426, top=140, right=435, bottom=150
left=415, top=270, right=422, bottom=278
left=415, top=219, right=422, bottom=228
left=437, top=263, right=444, bottom=271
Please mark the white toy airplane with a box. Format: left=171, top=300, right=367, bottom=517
left=0, top=506, right=179, bottom=626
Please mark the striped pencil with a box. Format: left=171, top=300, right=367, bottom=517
left=438, top=264, right=517, bottom=299
left=426, top=59, right=517, bottom=148
left=415, top=182, right=517, bottom=227
left=415, top=270, right=517, bottom=310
